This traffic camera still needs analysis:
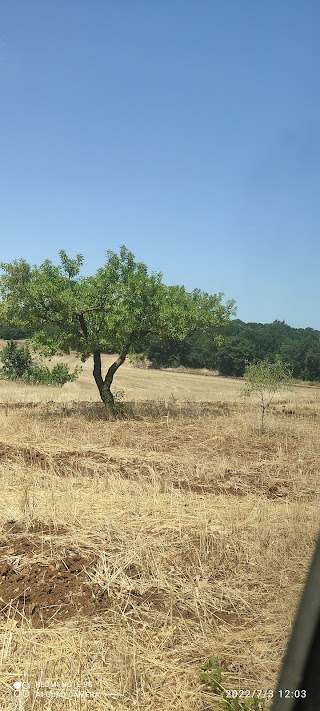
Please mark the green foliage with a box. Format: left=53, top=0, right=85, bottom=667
left=303, top=344, right=320, bottom=381
left=25, top=361, right=81, bottom=386
left=0, top=248, right=234, bottom=356
left=199, top=659, right=266, bottom=710
left=182, top=328, right=219, bottom=369
left=145, top=318, right=320, bottom=383
left=128, top=351, right=148, bottom=367
left=0, top=340, right=80, bottom=386
left=2, top=251, right=318, bottom=385
left=217, top=336, right=254, bottom=376
left=227, top=321, right=320, bottom=381
left=242, top=358, right=292, bottom=395
left=0, top=324, right=31, bottom=339
left=199, top=658, right=224, bottom=693
left=0, top=340, right=33, bottom=379
left=241, top=359, right=292, bottom=431
left=0, top=247, right=235, bottom=404
left=58, top=250, right=84, bottom=280
left=146, top=335, right=187, bottom=368
left=146, top=327, right=224, bottom=370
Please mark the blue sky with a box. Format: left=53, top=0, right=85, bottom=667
left=1, top=1, right=319, bottom=329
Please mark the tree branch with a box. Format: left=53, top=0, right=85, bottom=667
left=77, top=304, right=106, bottom=315
left=104, top=334, right=134, bottom=389
left=33, top=303, right=66, bottom=327
left=76, top=313, right=88, bottom=338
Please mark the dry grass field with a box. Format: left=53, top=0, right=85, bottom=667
left=0, top=347, right=319, bottom=709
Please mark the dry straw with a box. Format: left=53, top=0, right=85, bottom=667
left=0, top=359, right=319, bottom=709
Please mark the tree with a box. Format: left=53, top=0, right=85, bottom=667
left=241, top=359, right=292, bottom=432
left=145, top=328, right=219, bottom=370
left=145, top=335, right=187, bottom=368
left=216, top=336, right=254, bottom=376
left=0, top=246, right=236, bottom=408
left=180, top=328, right=219, bottom=370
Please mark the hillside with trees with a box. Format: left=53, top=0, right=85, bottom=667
left=146, top=319, right=320, bottom=381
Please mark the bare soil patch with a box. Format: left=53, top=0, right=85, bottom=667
left=0, top=533, right=203, bottom=629
left=0, top=548, right=108, bottom=627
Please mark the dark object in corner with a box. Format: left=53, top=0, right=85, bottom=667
left=271, top=534, right=320, bottom=710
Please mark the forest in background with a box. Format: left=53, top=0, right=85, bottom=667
left=145, top=319, right=320, bottom=381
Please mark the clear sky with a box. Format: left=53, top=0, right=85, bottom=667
left=1, top=1, right=319, bottom=329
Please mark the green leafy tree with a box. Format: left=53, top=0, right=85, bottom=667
left=241, top=359, right=292, bottom=432
left=279, top=338, right=302, bottom=378
left=0, top=246, right=236, bottom=408
left=217, top=336, right=254, bottom=376
left=145, top=335, right=187, bottom=368
left=179, top=327, right=220, bottom=369
left=146, top=327, right=221, bottom=370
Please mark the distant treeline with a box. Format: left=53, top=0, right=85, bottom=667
left=0, top=325, right=32, bottom=340
left=145, top=320, right=320, bottom=381
left=1, top=320, right=319, bottom=382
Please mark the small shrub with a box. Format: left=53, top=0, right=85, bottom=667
left=0, top=341, right=81, bottom=387
left=47, top=363, right=80, bottom=386
left=25, top=362, right=81, bottom=387
left=0, top=340, right=33, bottom=379
left=22, top=364, right=50, bottom=385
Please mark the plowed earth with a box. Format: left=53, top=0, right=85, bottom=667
left=0, top=531, right=218, bottom=630
left=0, top=435, right=317, bottom=500
left=0, top=527, right=188, bottom=628
left=0, top=525, right=106, bottom=626
left=0, top=440, right=293, bottom=499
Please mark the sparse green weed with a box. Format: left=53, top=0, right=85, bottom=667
left=200, top=659, right=267, bottom=710
left=222, top=695, right=266, bottom=710
left=199, top=658, right=224, bottom=693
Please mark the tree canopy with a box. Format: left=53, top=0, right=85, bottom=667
left=0, top=246, right=236, bottom=406
left=145, top=319, right=320, bottom=381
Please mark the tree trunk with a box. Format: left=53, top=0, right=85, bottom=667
left=93, top=346, right=129, bottom=409
left=93, top=350, right=106, bottom=403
